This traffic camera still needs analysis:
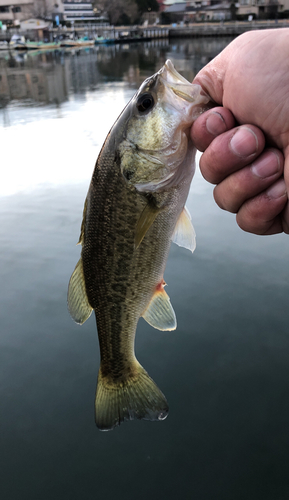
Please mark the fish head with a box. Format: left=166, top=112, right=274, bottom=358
left=118, top=59, right=210, bottom=193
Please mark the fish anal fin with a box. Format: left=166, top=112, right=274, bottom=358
left=172, top=206, right=196, bottom=253
left=67, top=258, right=93, bottom=325
left=142, top=283, right=176, bottom=331
left=135, top=202, right=161, bottom=249
left=95, top=361, right=168, bottom=431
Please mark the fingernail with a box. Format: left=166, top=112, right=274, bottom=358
left=251, top=151, right=280, bottom=179
left=230, top=127, right=258, bottom=158
left=206, top=112, right=227, bottom=136
left=266, top=179, right=287, bottom=199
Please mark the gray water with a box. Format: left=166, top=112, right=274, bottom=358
left=1, top=38, right=289, bottom=500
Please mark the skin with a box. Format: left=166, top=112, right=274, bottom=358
left=190, top=29, right=289, bottom=235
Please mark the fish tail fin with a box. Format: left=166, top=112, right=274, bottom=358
left=95, top=361, right=168, bottom=431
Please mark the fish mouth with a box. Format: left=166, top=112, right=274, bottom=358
left=159, top=59, right=207, bottom=104
left=163, top=59, right=191, bottom=85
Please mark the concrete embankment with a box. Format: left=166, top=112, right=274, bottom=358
left=169, top=20, right=289, bottom=38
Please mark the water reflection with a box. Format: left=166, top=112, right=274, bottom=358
left=0, top=37, right=234, bottom=196
left=0, top=37, right=232, bottom=110
left=0, top=51, right=67, bottom=108
left=3, top=36, right=288, bottom=500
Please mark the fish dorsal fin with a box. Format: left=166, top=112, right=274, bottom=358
left=135, top=202, right=161, bottom=249
left=142, top=283, right=176, bottom=331
left=67, top=258, right=93, bottom=325
left=77, top=198, right=88, bottom=246
left=172, top=206, right=196, bottom=253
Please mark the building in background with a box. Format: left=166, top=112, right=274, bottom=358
left=0, top=0, right=108, bottom=27
left=0, top=0, right=65, bottom=25
left=162, top=0, right=289, bottom=21
left=62, top=1, right=108, bottom=25
left=0, top=0, right=34, bottom=26
left=1, top=0, right=289, bottom=28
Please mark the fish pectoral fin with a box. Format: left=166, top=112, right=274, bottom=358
left=172, top=206, right=196, bottom=253
left=142, top=286, right=176, bottom=331
left=67, top=257, right=93, bottom=325
left=135, top=202, right=162, bottom=249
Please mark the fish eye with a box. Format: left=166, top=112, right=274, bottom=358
left=136, top=93, right=154, bottom=113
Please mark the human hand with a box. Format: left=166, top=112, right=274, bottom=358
left=191, top=29, right=289, bottom=235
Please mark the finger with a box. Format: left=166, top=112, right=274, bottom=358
left=236, top=179, right=287, bottom=235
left=193, top=67, right=224, bottom=106
left=191, top=107, right=235, bottom=152
left=213, top=149, right=284, bottom=213
left=199, top=125, right=266, bottom=185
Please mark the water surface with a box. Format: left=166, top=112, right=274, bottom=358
left=1, top=38, right=289, bottom=500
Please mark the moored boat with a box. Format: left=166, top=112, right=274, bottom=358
left=25, top=41, right=61, bottom=50
left=0, top=40, right=9, bottom=51
left=9, top=35, right=27, bottom=50
left=9, top=35, right=61, bottom=51
left=94, top=32, right=115, bottom=45
left=60, top=37, right=94, bottom=48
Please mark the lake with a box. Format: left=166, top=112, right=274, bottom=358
left=1, top=37, right=289, bottom=500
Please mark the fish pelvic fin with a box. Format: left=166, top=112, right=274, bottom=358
left=172, top=206, right=196, bottom=253
left=95, top=362, right=168, bottom=431
left=67, top=258, right=93, bottom=324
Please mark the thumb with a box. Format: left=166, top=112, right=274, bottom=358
left=193, top=57, right=226, bottom=105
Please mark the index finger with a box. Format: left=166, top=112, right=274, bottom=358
left=191, top=107, right=235, bottom=152
left=199, top=125, right=266, bottom=185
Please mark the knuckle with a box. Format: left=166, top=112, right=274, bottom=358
left=213, top=179, right=243, bottom=213
left=199, top=148, right=226, bottom=184
left=236, top=193, right=285, bottom=235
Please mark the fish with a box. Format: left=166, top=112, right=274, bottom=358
left=68, top=60, right=210, bottom=431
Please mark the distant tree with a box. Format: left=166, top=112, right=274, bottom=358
left=93, top=0, right=138, bottom=25
left=135, top=0, right=159, bottom=15
left=30, top=0, right=53, bottom=19
left=230, top=2, right=237, bottom=21
left=267, top=0, right=278, bottom=19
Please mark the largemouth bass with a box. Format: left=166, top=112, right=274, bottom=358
left=68, top=60, right=209, bottom=431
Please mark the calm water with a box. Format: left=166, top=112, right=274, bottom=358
left=1, top=38, right=289, bottom=500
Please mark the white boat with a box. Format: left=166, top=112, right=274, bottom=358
left=9, top=35, right=61, bottom=51
left=9, top=34, right=27, bottom=50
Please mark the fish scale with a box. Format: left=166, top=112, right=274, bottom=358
left=68, top=60, right=210, bottom=430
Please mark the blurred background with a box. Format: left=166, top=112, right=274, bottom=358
left=1, top=37, right=289, bottom=500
